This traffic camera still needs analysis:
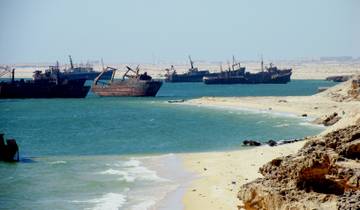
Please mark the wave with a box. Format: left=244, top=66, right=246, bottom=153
left=123, top=159, right=141, bottom=167
left=299, top=122, right=325, bottom=128
left=49, top=160, right=67, bottom=165
left=72, top=192, right=126, bottom=210
left=274, top=123, right=289, bottom=128
left=99, top=159, right=168, bottom=183
left=130, top=199, right=156, bottom=210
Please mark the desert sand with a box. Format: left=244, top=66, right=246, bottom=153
left=179, top=78, right=360, bottom=210
left=2, top=59, right=359, bottom=80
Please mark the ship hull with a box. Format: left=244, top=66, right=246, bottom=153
left=92, top=80, right=163, bottom=97
left=165, top=74, right=205, bottom=83
left=165, top=71, right=215, bottom=83
left=203, top=72, right=292, bottom=85
left=0, top=79, right=90, bottom=99
left=60, top=70, right=114, bottom=81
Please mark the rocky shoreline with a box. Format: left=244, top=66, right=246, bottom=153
left=238, top=124, right=360, bottom=210
left=238, top=77, right=360, bottom=210
left=180, top=76, right=360, bottom=210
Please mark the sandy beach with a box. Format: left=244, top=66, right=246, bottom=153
left=178, top=78, right=360, bottom=210
left=180, top=142, right=307, bottom=210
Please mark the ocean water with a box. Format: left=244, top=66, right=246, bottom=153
left=0, top=80, right=336, bottom=210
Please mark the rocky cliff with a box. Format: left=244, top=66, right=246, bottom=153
left=238, top=125, right=360, bottom=210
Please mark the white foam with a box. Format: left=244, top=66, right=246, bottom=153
left=126, top=165, right=167, bottom=182
left=100, top=169, right=135, bottom=182
left=256, top=120, right=265, bottom=124
left=123, top=159, right=141, bottom=167
left=131, top=199, right=156, bottom=210
left=49, top=160, right=67, bottom=165
left=99, top=159, right=167, bottom=183
left=72, top=193, right=126, bottom=210
left=299, top=122, right=325, bottom=128
left=274, top=123, right=289, bottom=128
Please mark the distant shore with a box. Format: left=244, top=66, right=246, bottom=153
left=3, top=60, right=360, bottom=80
left=178, top=78, right=360, bottom=210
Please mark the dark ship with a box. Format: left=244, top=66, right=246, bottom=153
left=92, top=66, right=162, bottom=97
left=0, top=67, right=90, bottom=99
left=0, top=133, right=19, bottom=162
left=60, top=56, right=113, bottom=80
left=203, top=59, right=292, bottom=85
left=165, top=56, right=213, bottom=82
left=203, top=58, right=246, bottom=84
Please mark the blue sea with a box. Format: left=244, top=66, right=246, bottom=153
left=0, top=80, right=336, bottom=210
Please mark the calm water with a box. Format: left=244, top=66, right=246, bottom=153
left=0, top=80, right=336, bottom=210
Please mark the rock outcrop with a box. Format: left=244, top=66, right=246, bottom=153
left=238, top=125, right=360, bottom=210
left=319, top=75, right=360, bottom=102
left=313, top=112, right=341, bottom=126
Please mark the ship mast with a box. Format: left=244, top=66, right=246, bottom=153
left=232, top=55, right=235, bottom=71
left=261, top=55, right=264, bottom=72
left=101, top=58, right=105, bottom=71
left=69, top=55, right=74, bottom=69
left=188, top=55, right=194, bottom=69
left=11, top=68, right=15, bottom=83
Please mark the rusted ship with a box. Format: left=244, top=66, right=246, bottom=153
left=0, top=67, right=90, bottom=99
left=92, top=66, right=162, bottom=97
left=164, top=56, right=214, bottom=82
left=203, top=59, right=292, bottom=84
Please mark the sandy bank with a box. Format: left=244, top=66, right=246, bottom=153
left=180, top=141, right=307, bottom=210
left=181, top=78, right=360, bottom=134
left=179, top=78, right=360, bottom=210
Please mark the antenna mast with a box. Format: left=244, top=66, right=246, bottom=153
left=69, top=55, right=74, bottom=69
left=188, top=55, right=194, bottom=69
left=101, top=58, right=105, bottom=71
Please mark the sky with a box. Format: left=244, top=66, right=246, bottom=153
left=0, top=0, right=359, bottom=64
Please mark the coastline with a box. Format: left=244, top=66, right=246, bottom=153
left=177, top=78, right=360, bottom=210
left=180, top=141, right=307, bottom=210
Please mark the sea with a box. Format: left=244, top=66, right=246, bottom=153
left=0, top=80, right=336, bottom=210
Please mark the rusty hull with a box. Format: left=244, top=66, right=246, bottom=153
left=92, top=79, right=162, bottom=97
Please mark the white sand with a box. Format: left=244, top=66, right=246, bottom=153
left=180, top=141, right=307, bottom=210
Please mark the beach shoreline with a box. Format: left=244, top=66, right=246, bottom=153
left=180, top=141, right=308, bottom=210
left=176, top=78, right=360, bottom=210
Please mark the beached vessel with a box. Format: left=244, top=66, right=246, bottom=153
left=60, top=56, right=113, bottom=80
left=0, top=133, right=19, bottom=162
left=92, top=66, right=162, bottom=97
left=203, top=60, right=292, bottom=84
left=325, top=75, right=352, bottom=82
left=0, top=67, right=90, bottom=99
left=164, top=56, right=214, bottom=82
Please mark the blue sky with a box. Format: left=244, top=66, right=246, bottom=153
left=0, top=0, right=359, bottom=63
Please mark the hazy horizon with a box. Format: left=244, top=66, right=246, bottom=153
left=1, top=0, right=359, bottom=64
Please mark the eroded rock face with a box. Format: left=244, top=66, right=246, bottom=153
left=238, top=125, right=360, bottom=210
left=313, top=112, right=341, bottom=126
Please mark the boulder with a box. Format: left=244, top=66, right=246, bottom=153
left=243, top=140, right=262, bottom=146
